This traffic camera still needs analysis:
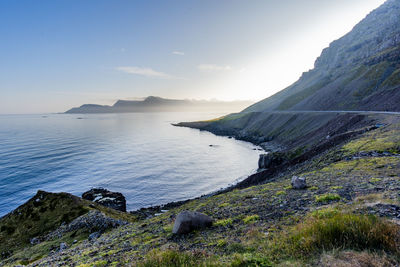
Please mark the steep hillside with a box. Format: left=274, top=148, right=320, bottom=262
left=245, top=0, right=400, bottom=112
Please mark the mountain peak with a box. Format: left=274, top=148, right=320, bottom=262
left=143, top=96, right=166, bottom=103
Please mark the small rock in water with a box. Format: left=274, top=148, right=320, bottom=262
left=209, top=144, right=220, bottom=148
left=291, top=176, right=307, bottom=189
left=173, top=211, right=213, bottom=234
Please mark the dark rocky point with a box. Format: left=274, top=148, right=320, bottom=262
left=258, top=153, right=285, bottom=169
left=82, top=188, right=126, bottom=212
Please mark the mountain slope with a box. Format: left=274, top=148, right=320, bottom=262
left=245, top=0, right=400, bottom=113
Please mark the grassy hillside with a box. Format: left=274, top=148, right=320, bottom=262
left=0, top=191, right=136, bottom=265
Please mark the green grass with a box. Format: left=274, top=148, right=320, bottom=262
left=216, top=239, right=227, bottom=247
left=311, top=207, right=340, bottom=219
left=243, top=215, right=260, bottom=224
left=138, top=211, right=400, bottom=266
left=269, top=212, right=400, bottom=259
left=315, top=193, right=341, bottom=203
left=214, top=218, right=233, bottom=227
left=342, top=129, right=400, bottom=154
left=139, top=249, right=217, bottom=267
left=276, top=190, right=286, bottom=196
left=330, top=186, right=343, bottom=190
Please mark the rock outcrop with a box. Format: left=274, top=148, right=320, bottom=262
left=82, top=188, right=127, bottom=212
left=44, top=210, right=128, bottom=241
left=172, top=211, right=213, bottom=234
left=258, top=153, right=285, bottom=169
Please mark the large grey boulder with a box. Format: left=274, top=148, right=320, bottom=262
left=172, top=211, right=213, bottom=234
left=82, top=188, right=126, bottom=212
left=291, top=176, right=307, bottom=189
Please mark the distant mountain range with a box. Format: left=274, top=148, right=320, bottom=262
left=245, top=0, right=400, bottom=113
left=65, top=96, right=254, bottom=114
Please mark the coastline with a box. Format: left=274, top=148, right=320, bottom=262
left=3, top=115, right=400, bottom=266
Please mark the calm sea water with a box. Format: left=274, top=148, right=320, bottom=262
left=0, top=112, right=262, bottom=217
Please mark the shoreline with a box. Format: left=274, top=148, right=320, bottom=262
left=130, top=125, right=271, bottom=218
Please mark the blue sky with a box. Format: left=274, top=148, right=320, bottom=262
left=0, top=0, right=386, bottom=113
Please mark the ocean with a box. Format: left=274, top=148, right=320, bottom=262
left=0, top=112, right=262, bottom=217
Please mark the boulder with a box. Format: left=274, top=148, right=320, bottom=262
left=291, top=176, right=307, bottom=189
left=82, top=188, right=126, bottom=212
left=172, top=211, right=213, bottom=234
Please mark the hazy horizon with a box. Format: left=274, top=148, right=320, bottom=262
left=1, top=0, right=386, bottom=114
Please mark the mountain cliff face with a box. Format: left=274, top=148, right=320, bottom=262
left=245, top=0, right=400, bottom=112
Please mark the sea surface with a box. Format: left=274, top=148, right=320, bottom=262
left=0, top=112, right=262, bottom=217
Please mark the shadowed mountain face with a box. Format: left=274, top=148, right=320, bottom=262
left=245, top=0, right=400, bottom=113
left=65, top=96, right=253, bottom=114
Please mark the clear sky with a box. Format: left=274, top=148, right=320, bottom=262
left=0, top=0, right=386, bottom=114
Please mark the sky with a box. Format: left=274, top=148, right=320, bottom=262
left=0, top=0, right=387, bottom=114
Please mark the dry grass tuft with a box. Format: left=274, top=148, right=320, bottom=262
left=320, top=250, right=397, bottom=267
